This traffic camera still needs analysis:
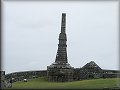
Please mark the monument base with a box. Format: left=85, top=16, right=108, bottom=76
left=47, top=62, right=74, bottom=82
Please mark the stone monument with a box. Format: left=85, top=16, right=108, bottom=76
left=47, top=13, right=74, bottom=82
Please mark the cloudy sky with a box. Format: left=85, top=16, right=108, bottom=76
left=2, top=1, right=119, bottom=74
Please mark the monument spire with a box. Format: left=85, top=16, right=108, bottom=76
left=61, top=13, right=66, bottom=33
left=55, top=13, right=67, bottom=63
left=47, top=13, right=73, bottom=82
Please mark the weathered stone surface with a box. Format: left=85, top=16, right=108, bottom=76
left=0, top=71, right=12, bottom=89
left=5, top=70, right=47, bottom=83
left=47, top=13, right=73, bottom=82
left=0, top=71, right=5, bottom=89
left=47, top=63, right=74, bottom=82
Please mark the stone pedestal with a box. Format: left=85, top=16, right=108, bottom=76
left=47, top=62, right=74, bottom=82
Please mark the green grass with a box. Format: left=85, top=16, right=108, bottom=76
left=7, top=77, right=119, bottom=89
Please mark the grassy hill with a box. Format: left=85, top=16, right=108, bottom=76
left=7, top=77, right=119, bottom=89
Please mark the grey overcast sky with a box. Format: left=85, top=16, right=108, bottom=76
left=2, top=1, right=119, bottom=74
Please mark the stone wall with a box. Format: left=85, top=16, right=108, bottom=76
left=73, top=68, right=119, bottom=81
left=5, top=70, right=47, bottom=82
left=102, top=69, right=119, bottom=78
left=4, top=69, right=119, bottom=84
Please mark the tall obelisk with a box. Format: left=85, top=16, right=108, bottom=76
left=47, top=13, right=73, bottom=82
left=55, top=13, right=67, bottom=64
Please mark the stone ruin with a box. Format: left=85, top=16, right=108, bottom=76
left=0, top=71, right=12, bottom=89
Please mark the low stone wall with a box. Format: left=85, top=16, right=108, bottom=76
left=73, top=69, right=119, bottom=80
left=5, top=70, right=47, bottom=82
left=102, top=69, right=119, bottom=78
left=4, top=69, right=119, bottom=84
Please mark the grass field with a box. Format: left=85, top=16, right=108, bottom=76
left=7, top=77, right=119, bottom=89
